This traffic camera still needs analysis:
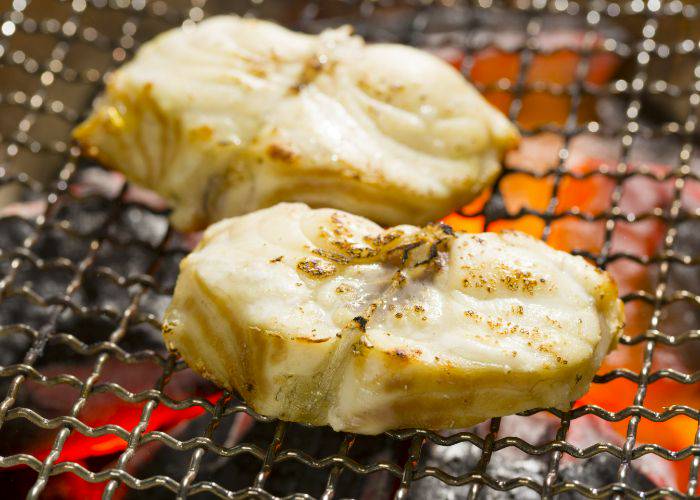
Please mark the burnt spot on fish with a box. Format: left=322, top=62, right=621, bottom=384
left=391, top=348, right=422, bottom=360
left=311, top=247, right=351, bottom=264
left=297, top=258, right=337, bottom=278
left=266, top=143, right=297, bottom=163
left=353, top=316, right=368, bottom=331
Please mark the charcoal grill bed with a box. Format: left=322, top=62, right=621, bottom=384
left=0, top=1, right=699, bottom=499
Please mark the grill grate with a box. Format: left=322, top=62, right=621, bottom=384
left=0, top=0, right=699, bottom=498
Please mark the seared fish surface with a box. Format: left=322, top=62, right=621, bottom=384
left=74, top=15, right=519, bottom=231
left=163, top=203, right=623, bottom=434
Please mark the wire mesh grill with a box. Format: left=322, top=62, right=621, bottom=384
left=0, top=0, right=699, bottom=498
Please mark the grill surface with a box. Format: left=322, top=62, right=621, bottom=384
left=0, top=0, right=699, bottom=498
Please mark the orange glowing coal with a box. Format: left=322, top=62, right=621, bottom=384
left=32, top=392, right=222, bottom=500
left=441, top=43, right=696, bottom=487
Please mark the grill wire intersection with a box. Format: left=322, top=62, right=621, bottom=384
left=0, top=0, right=699, bottom=498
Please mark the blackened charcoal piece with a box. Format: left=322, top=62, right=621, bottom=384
left=0, top=216, right=34, bottom=255
left=558, top=454, right=656, bottom=498
left=411, top=415, right=660, bottom=499
left=54, top=194, right=112, bottom=236
left=410, top=440, right=545, bottom=500
left=0, top=326, right=32, bottom=374
left=107, top=204, right=169, bottom=249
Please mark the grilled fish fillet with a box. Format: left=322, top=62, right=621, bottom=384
left=163, top=203, right=623, bottom=434
left=73, top=16, right=519, bottom=231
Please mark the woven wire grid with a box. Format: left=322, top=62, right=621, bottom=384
left=0, top=0, right=699, bottom=498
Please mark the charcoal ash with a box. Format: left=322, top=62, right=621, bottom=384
left=410, top=415, right=555, bottom=500
left=410, top=415, right=662, bottom=499
left=411, top=443, right=657, bottom=500
left=557, top=454, right=655, bottom=497
left=411, top=439, right=545, bottom=500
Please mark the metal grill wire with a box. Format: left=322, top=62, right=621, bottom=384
left=0, top=0, right=699, bottom=498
